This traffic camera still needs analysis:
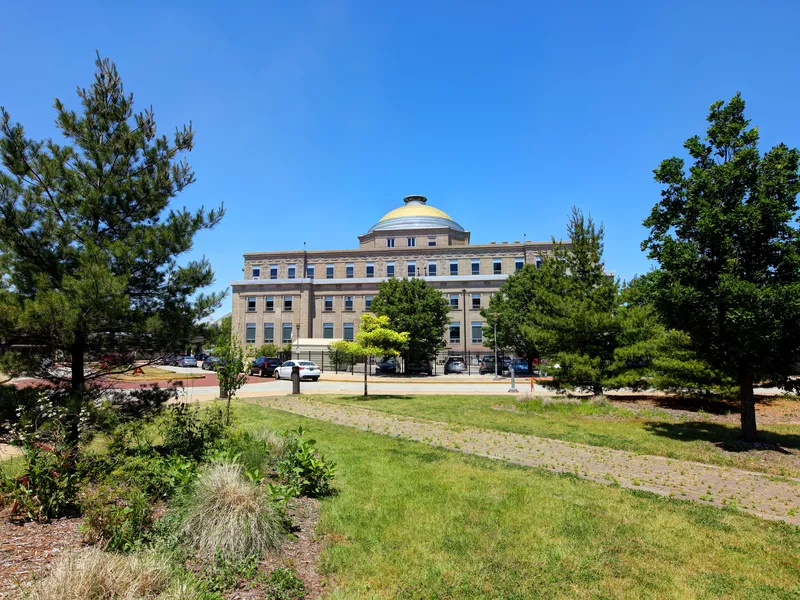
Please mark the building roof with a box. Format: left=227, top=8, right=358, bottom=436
left=367, top=195, right=465, bottom=233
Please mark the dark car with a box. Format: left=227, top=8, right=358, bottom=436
left=195, top=353, right=209, bottom=363
left=444, top=357, right=467, bottom=374
left=374, top=357, right=398, bottom=375
left=202, top=356, right=223, bottom=371
left=249, top=356, right=282, bottom=377
left=479, top=355, right=510, bottom=375
left=510, top=359, right=531, bottom=375
left=406, top=359, right=433, bottom=376
left=100, top=353, right=124, bottom=366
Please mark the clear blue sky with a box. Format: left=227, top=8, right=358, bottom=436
left=3, top=1, right=799, bottom=319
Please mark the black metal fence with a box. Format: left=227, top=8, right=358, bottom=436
left=287, top=350, right=534, bottom=376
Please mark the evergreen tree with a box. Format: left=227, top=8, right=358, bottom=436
left=370, top=277, right=449, bottom=365
left=0, top=55, right=224, bottom=433
left=643, top=94, right=800, bottom=441
left=524, top=207, right=618, bottom=395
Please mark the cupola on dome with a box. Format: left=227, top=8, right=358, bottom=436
left=368, top=195, right=465, bottom=233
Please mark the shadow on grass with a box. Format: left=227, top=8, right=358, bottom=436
left=643, top=420, right=800, bottom=453
left=338, top=394, right=413, bottom=402
left=611, top=394, right=741, bottom=416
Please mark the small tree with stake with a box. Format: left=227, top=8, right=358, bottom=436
left=330, top=314, right=409, bottom=397
left=215, top=332, right=248, bottom=425
left=643, top=93, right=800, bottom=442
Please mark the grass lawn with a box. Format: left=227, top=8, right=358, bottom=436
left=293, top=394, right=800, bottom=478
left=109, top=366, right=205, bottom=381
left=233, top=401, right=800, bottom=599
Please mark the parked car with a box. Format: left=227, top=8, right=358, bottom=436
left=375, top=357, right=398, bottom=375
left=406, top=359, right=433, bottom=376
left=249, top=356, right=282, bottom=377
left=100, top=353, right=124, bottom=366
left=161, top=355, right=178, bottom=366
left=177, top=356, right=197, bottom=367
left=444, top=356, right=467, bottom=374
left=274, top=360, right=321, bottom=381
left=202, top=356, right=223, bottom=371
left=195, top=353, right=209, bottom=363
left=509, top=359, right=534, bottom=375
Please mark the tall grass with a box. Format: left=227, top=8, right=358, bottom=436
left=25, top=548, right=197, bottom=600
left=181, top=462, right=284, bottom=560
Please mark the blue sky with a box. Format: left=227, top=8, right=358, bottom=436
left=3, top=1, right=799, bottom=318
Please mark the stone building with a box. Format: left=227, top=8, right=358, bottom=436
left=229, top=195, right=558, bottom=357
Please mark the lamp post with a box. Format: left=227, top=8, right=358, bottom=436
left=494, top=321, right=498, bottom=379
left=461, top=288, right=467, bottom=366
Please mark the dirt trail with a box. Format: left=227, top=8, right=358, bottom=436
left=249, top=396, right=800, bottom=525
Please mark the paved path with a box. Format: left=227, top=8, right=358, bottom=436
left=248, top=396, right=800, bottom=525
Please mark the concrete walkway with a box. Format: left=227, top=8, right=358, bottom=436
left=247, top=396, right=800, bottom=525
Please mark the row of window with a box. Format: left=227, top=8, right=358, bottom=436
left=449, top=322, right=485, bottom=344
left=384, top=236, right=436, bottom=248
left=245, top=321, right=485, bottom=345
left=250, top=257, right=536, bottom=280
left=246, top=296, right=374, bottom=313
left=246, top=293, right=484, bottom=313
left=245, top=322, right=356, bottom=344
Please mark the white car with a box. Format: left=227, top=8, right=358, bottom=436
left=274, top=360, right=321, bottom=381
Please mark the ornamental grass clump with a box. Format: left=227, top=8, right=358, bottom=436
left=25, top=547, right=197, bottom=600
left=181, top=462, right=284, bottom=560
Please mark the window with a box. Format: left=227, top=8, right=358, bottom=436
left=407, top=237, right=416, bottom=247
left=428, top=261, right=437, bottom=276
left=326, top=263, right=335, bottom=278
left=344, top=296, right=354, bottom=311
left=535, top=256, right=542, bottom=269
left=283, top=296, right=293, bottom=311
left=386, top=238, right=395, bottom=248
left=252, top=265, right=261, bottom=279
left=346, top=263, right=354, bottom=278
left=287, top=263, right=296, bottom=279
left=246, top=297, right=256, bottom=312
left=265, top=297, right=274, bottom=312
left=428, top=236, right=437, bottom=247
left=450, top=294, right=459, bottom=309
left=450, top=260, right=459, bottom=276
left=472, top=322, right=483, bottom=344
left=282, top=323, right=293, bottom=344
left=407, top=261, right=416, bottom=277
left=307, top=264, right=315, bottom=279
left=449, top=322, right=461, bottom=344
left=343, top=322, right=354, bottom=341
left=270, top=264, right=278, bottom=279
left=324, top=296, right=333, bottom=311
left=323, top=323, right=334, bottom=339
left=472, top=259, right=480, bottom=275
left=365, top=295, right=373, bottom=310
left=515, top=257, right=524, bottom=272
left=472, top=293, right=481, bottom=309
left=245, top=323, right=256, bottom=344
left=366, top=262, right=374, bottom=278
left=386, top=262, right=395, bottom=277
left=493, top=259, right=502, bottom=275
left=263, top=323, right=274, bottom=343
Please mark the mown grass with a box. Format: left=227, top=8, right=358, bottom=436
left=297, top=394, right=800, bottom=477
left=233, top=402, right=800, bottom=599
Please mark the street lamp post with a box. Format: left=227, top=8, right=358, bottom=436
left=461, top=288, right=467, bottom=369
left=494, top=321, right=498, bottom=379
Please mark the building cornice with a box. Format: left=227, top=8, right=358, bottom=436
left=231, top=274, right=511, bottom=288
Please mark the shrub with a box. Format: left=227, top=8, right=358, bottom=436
left=0, top=425, right=79, bottom=521
left=24, top=548, right=200, bottom=600
left=162, top=403, right=227, bottom=460
left=0, top=383, right=39, bottom=429
left=278, top=427, right=336, bottom=498
left=181, top=462, right=285, bottom=560
left=80, top=484, right=153, bottom=552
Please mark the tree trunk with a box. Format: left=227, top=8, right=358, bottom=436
left=66, top=335, right=86, bottom=447
left=70, top=335, right=86, bottom=392
left=593, top=383, right=603, bottom=397
left=363, top=357, right=368, bottom=397
left=739, top=373, right=758, bottom=443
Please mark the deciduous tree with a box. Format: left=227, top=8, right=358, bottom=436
left=643, top=94, right=800, bottom=441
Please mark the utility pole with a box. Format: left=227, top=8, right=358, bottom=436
left=462, top=288, right=467, bottom=366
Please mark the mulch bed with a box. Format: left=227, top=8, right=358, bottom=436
left=0, top=510, right=85, bottom=598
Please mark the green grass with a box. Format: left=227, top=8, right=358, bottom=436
left=291, top=394, right=800, bottom=477
left=234, top=402, right=800, bottom=599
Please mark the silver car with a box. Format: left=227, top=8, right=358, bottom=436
left=177, top=356, right=197, bottom=367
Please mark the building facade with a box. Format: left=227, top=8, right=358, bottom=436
left=230, top=195, right=558, bottom=356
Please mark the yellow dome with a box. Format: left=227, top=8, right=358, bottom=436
left=368, top=195, right=465, bottom=233
left=378, top=203, right=455, bottom=223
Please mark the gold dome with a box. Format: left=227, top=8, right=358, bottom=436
left=368, top=195, right=464, bottom=233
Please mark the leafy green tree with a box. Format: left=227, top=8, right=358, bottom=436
left=370, top=277, right=449, bottom=367
left=215, top=333, right=247, bottom=424
left=643, top=94, right=800, bottom=441
left=481, top=264, right=543, bottom=371
left=0, top=55, right=223, bottom=437
left=526, top=208, right=619, bottom=395
left=212, top=315, right=232, bottom=351
left=330, top=314, right=409, bottom=396
left=252, top=343, right=279, bottom=359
